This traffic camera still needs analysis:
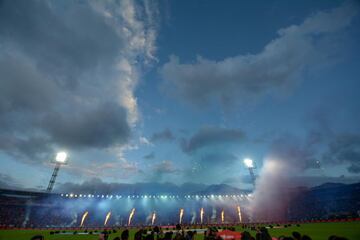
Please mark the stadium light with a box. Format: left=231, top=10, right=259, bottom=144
left=55, top=151, right=68, bottom=163
left=46, top=151, right=68, bottom=192
left=243, top=158, right=254, bottom=168
left=243, top=158, right=256, bottom=186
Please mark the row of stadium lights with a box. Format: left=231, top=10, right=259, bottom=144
left=60, top=193, right=252, bottom=199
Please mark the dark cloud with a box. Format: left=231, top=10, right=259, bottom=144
left=268, top=134, right=321, bottom=171
left=200, top=152, right=237, bottom=166
left=152, top=160, right=178, bottom=174
left=0, top=136, right=52, bottom=162
left=0, top=52, right=58, bottom=114
left=0, top=0, right=147, bottom=162
left=146, top=160, right=180, bottom=182
left=261, top=128, right=360, bottom=174
left=150, top=129, right=175, bottom=142
left=0, top=0, right=121, bottom=89
left=324, top=134, right=360, bottom=173
left=143, top=152, right=155, bottom=159
left=181, top=127, right=246, bottom=153
left=42, top=102, right=130, bottom=149
left=160, top=2, right=358, bottom=107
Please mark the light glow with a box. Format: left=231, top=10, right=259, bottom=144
left=243, top=158, right=254, bottom=168
left=200, top=207, right=204, bottom=224
left=151, top=211, right=156, bottom=225
left=56, top=152, right=68, bottom=163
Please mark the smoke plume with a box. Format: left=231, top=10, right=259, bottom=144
left=248, top=136, right=309, bottom=222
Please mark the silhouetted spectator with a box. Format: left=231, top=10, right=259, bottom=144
left=292, top=232, right=301, bottom=240
left=121, top=229, right=129, bottom=240
left=242, top=231, right=251, bottom=240
left=328, top=237, right=348, bottom=240
left=259, top=227, right=272, bottom=240
left=135, top=229, right=143, bottom=240
left=30, top=235, right=44, bottom=240
left=164, top=231, right=173, bottom=240
left=301, top=235, right=312, bottom=240
left=282, top=237, right=294, bottom=240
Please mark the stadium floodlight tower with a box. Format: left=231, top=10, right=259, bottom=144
left=47, top=151, right=68, bottom=192
left=243, top=158, right=256, bottom=186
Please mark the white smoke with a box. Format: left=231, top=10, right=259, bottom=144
left=22, top=203, right=31, bottom=227
left=248, top=136, right=312, bottom=222
left=146, top=212, right=152, bottom=224
left=115, top=214, right=121, bottom=226
left=211, top=208, right=217, bottom=223
left=68, top=213, right=78, bottom=227
left=191, top=211, right=197, bottom=224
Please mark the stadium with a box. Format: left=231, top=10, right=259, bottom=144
left=1, top=0, right=360, bottom=240
left=1, top=173, right=359, bottom=239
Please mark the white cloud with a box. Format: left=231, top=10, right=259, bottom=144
left=160, top=2, right=358, bottom=107
left=0, top=0, right=159, bottom=167
left=92, top=0, right=159, bottom=125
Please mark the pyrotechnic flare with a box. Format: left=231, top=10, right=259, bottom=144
left=151, top=212, right=156, bottom=225
left=237, top=205, right=242, bottom=223
left=80, top=211, right=88, bottom=227
left=200, top=208, right=204, bottom=224
left=128, top=208, right=135, bottom=226
left=221, top=210, right=224, bottom=223
left=179, top=208, right=184, bottom=224
left=104, top=211, right=111, bottom=226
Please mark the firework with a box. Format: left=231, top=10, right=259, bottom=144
left=179, top=208, right=184, bottom=224
left=200, top=207, right=204, bottom=224
left=237, top=205, right=242, bottom=223
left=151, top=212, right=156, bottom=225
left=80, top=211, right=88, bottom=227
left=221, top=210, right=224, bottom=223
left=104, top=211, right=111, bottom=226
left=128, top=208, right=136, bottom=225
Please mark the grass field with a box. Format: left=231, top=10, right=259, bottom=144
left=0, top=222, right=359, bottom=240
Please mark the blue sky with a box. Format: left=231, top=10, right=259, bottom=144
left=0, top=0, right=359, bottom=191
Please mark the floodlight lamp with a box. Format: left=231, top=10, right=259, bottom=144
left=56, top=152, right=68, bottom=163
left=243, top=158, right=254, bottom=168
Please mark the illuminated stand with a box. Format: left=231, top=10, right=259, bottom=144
left=243, top=158, right=256, bottom=186
left=47, top=152, right=68, bottom=192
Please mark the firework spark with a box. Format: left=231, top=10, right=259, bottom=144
left=104, top=211, right=111, bottom=226
left=200, top=208, right=204, bottom=224
left=179, top=208, right=184, bottom=224
left=128, top=208, right=135, bottom=226
left=80, top=211, right=88, bottom=227
left=151, top=212, right=156, bottom=225
left=237, top=205, right=242, bottom=223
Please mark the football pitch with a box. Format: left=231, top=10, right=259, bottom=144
left=0, top=221, right=359, bottom=240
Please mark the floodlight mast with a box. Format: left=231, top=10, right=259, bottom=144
left=243, top=158, right=256, bottom=186
left=46, top=152, right=67, bottom=192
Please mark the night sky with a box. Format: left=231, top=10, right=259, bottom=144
left=0, top=0, right=359, bottom=191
